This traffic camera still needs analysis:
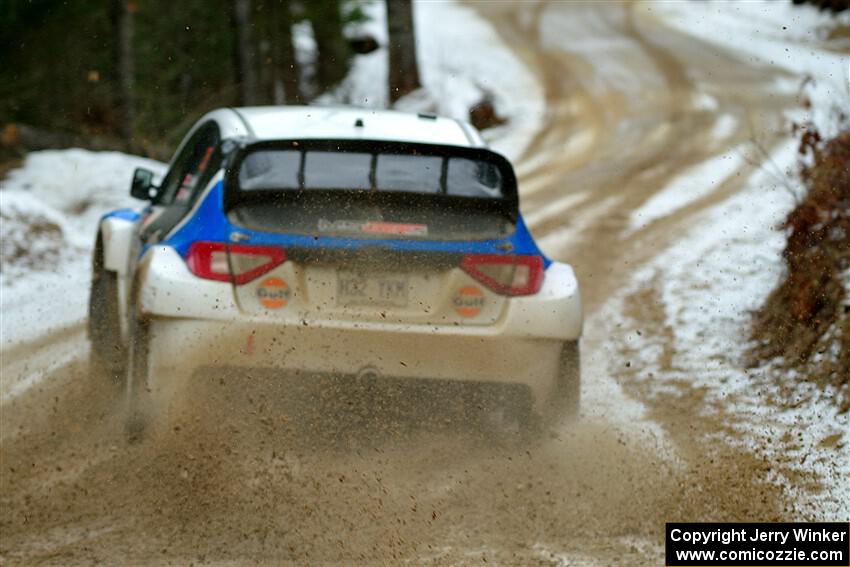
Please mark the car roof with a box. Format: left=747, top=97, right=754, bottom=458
left=225, top=106, right=484, bottom=148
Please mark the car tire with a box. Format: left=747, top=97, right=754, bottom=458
left=88, top=249, right=125, bottom=383
left=554, top=341, right=581, bottom=421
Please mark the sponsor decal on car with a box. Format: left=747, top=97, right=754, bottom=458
left=257, top=277, right=290, bottom=309
left=361, top=221, right=428, bottom=236
left=317, top=218, right=428, bottom=237
left=453, top=286, right=485, bottom=317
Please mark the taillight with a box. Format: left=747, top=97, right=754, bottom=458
left=185, top=242, right=286, bottom=284
left=460, top=254, right=544, bottom=296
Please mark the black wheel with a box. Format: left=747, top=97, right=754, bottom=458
left=554, top=341, right=580, bottom=421
left=125, top=312, right=152, bottom=441
left=88, top=244, right=126, bottom=383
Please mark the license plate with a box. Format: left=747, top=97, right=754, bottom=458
left=337, top=272, right=409, bottom=307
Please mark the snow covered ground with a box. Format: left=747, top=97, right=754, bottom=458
left=607, top=1, right=850, bottom=517
left=0, top=151, right=165, bottom=349
left=605, top=139, right=849, bottom=516
left=645, top=0, right=850, bottom=135
left=629, top=144, right=748, bottom=233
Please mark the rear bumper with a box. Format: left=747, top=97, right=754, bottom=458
left=147, top=317, right=564, bottom=413
left=135, top=245, right=583, bottom=413
left=136, top=245, right=584, bottom=340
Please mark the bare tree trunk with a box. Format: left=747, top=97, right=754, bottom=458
left=232, top=0, right=259, bottom=105
left=386, top=0, right=421, bottom=104
left=311, top=0, right=350, bottom=94
left=112, top=0, right=135, bottom=144
left=276, top=1, right=301, bottom=104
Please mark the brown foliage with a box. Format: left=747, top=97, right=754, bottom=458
left=469, top=98, right=507, bottom=131
left=752, top=128, right=850, bottom=401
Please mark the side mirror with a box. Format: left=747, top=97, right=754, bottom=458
left=130, top=167, right=157, bottom=201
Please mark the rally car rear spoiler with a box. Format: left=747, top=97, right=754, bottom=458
left=221, top=139, right=520, bottom=222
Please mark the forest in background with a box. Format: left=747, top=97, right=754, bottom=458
left=3, top=0, right=846, bottom=163
left=0, top=0, right=420, bottom=159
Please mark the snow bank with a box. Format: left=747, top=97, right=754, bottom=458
left=1, top=150, right=163, bottom=259
left=1, top=190, right=69, bottom=278
left=323, top=0, right=545, bottom=161
left=0, top=150, right=165, bottom=350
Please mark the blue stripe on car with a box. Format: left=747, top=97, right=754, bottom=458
left=102, top=209, right=141, bottom=222
left=148, top=180, right=551, bottom=268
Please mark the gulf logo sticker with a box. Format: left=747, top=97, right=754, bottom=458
left=453, top=286, right=485, bottom=318
left=257, top=277, right=290, bottom=309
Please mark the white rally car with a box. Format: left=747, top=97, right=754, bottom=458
left=88, top=106, right=583, bottom=436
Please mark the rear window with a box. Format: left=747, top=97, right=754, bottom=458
left=228, top=145, right=516, bottom=241
left=376, top=154, right=442, bottom=194
left=238, top=149, right=504, bottom=198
